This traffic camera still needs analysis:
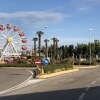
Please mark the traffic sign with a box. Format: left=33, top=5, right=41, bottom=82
left=35, top=59, right=41, bottom=66
left=43, top=58, right=49, bottom=65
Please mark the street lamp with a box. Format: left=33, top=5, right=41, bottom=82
left=89, top=28, right=93, bottom=66
left=45, top=26, right=48, bottom=29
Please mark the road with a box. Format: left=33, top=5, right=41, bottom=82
left=0, top=68, right=32, bottom=93
left=0, top=66, right=100, bottom=100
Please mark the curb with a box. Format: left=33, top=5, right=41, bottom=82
left=74, top=65, right=99, bottom=69
left=36, top=69, right=79, bottom=79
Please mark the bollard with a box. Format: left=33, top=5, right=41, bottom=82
left=41, top=67, right=44, bottom=75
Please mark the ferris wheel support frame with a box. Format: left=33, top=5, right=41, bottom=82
left=0, top=24, right=27, bottom=62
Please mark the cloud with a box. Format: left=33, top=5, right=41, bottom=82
left=78, top=0, right=100, bottom=5
left=0, top=11, right=68, bottom=28
left=88, top=0, right=100, bottom=4
left=78, top=7, right=88, bottom=11
left=76, top=0, right=100, bottom=12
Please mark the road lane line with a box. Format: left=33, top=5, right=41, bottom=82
left=91, top=81, right=96, bottom=85
left=78, top=80, right=97, bottom=100
left=78, top=93, right=85, bottom=100
left=16, top=79, right=45, bottom=88
left=27, top=70, right=33, bottom=75
left=85, top=86, right=90, bottom=91
left=0, top=70, right=33, bottom=95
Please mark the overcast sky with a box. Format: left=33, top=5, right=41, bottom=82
left=0, top=0, right=100, bottom=49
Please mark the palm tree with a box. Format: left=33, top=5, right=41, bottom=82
left=44, top=39, right=49, bottom=58
left=32, top=38, right=38, bottom=60
left=55, top=38, right=59, bottom=60
left=51, top=37, right=57, bottom=60
left=36, top=31, right=44, bottom=59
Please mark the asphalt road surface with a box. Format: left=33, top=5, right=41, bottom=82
left=0, top=66, right=100, bottom=100
left=0, top=68, right=32, bottom=93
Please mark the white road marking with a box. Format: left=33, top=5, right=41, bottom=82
left=78, top=93, right=85, bottom=100
left=0, top=79, right=45, bottom=95
left=78, top=80, right=97, bottom=100
left=91, top=81, right=96, bottom=85
left=0, top=71, right=39, bottom=94
left=18, top=79, right=45, bottom=87
left=85, top=86, right=90, bottom=91
left=27, top=70, right=33, bottom=75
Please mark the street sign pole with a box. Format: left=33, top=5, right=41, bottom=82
left=42, top=58, right=49, bottom=75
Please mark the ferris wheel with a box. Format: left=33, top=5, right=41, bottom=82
left=0, top=24, right=27, bottom=62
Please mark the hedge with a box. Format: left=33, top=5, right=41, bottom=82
left=0, top=64, right=36, bottom=67
left=74, top=61, right=97, bottom=65
left=43, top=63, right=73, bottom=73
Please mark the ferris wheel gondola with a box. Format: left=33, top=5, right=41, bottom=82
left=0, top=24, right=27, bottom=62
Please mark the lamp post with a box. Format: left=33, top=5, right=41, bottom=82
left=89, top=28, right=93, bottom=66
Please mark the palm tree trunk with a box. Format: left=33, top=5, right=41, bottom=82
left=38, top=34, right=41, bottom=60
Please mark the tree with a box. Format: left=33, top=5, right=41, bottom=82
left=51, top=37, right=57, bottom=60
left=32, top=37, right=38, bottom=59
left=55, top=38, right=59, bottom=60
left=44, top=39, right=49, bottom=58
left=36, top=31, right=44, bottom=59
left=67, top=45, right=74, bottom=57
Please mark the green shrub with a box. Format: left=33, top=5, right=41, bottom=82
left=74, top=61, right=79, bottom=65
left=43, top=63, right=73, bottom=74
left=80, top=61, right=90, bottom=65
left=60, top=58, right=73, bottom=65
left=97, top=59, right=100, bottom=62
left=80, top=61, right=98, bottom=65
left=74, top=60, right=97, bottom=65
left=0, top=63, right=36, bottom=67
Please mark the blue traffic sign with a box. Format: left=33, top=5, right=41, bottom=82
left=43, top=58, right=49, bottom=64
